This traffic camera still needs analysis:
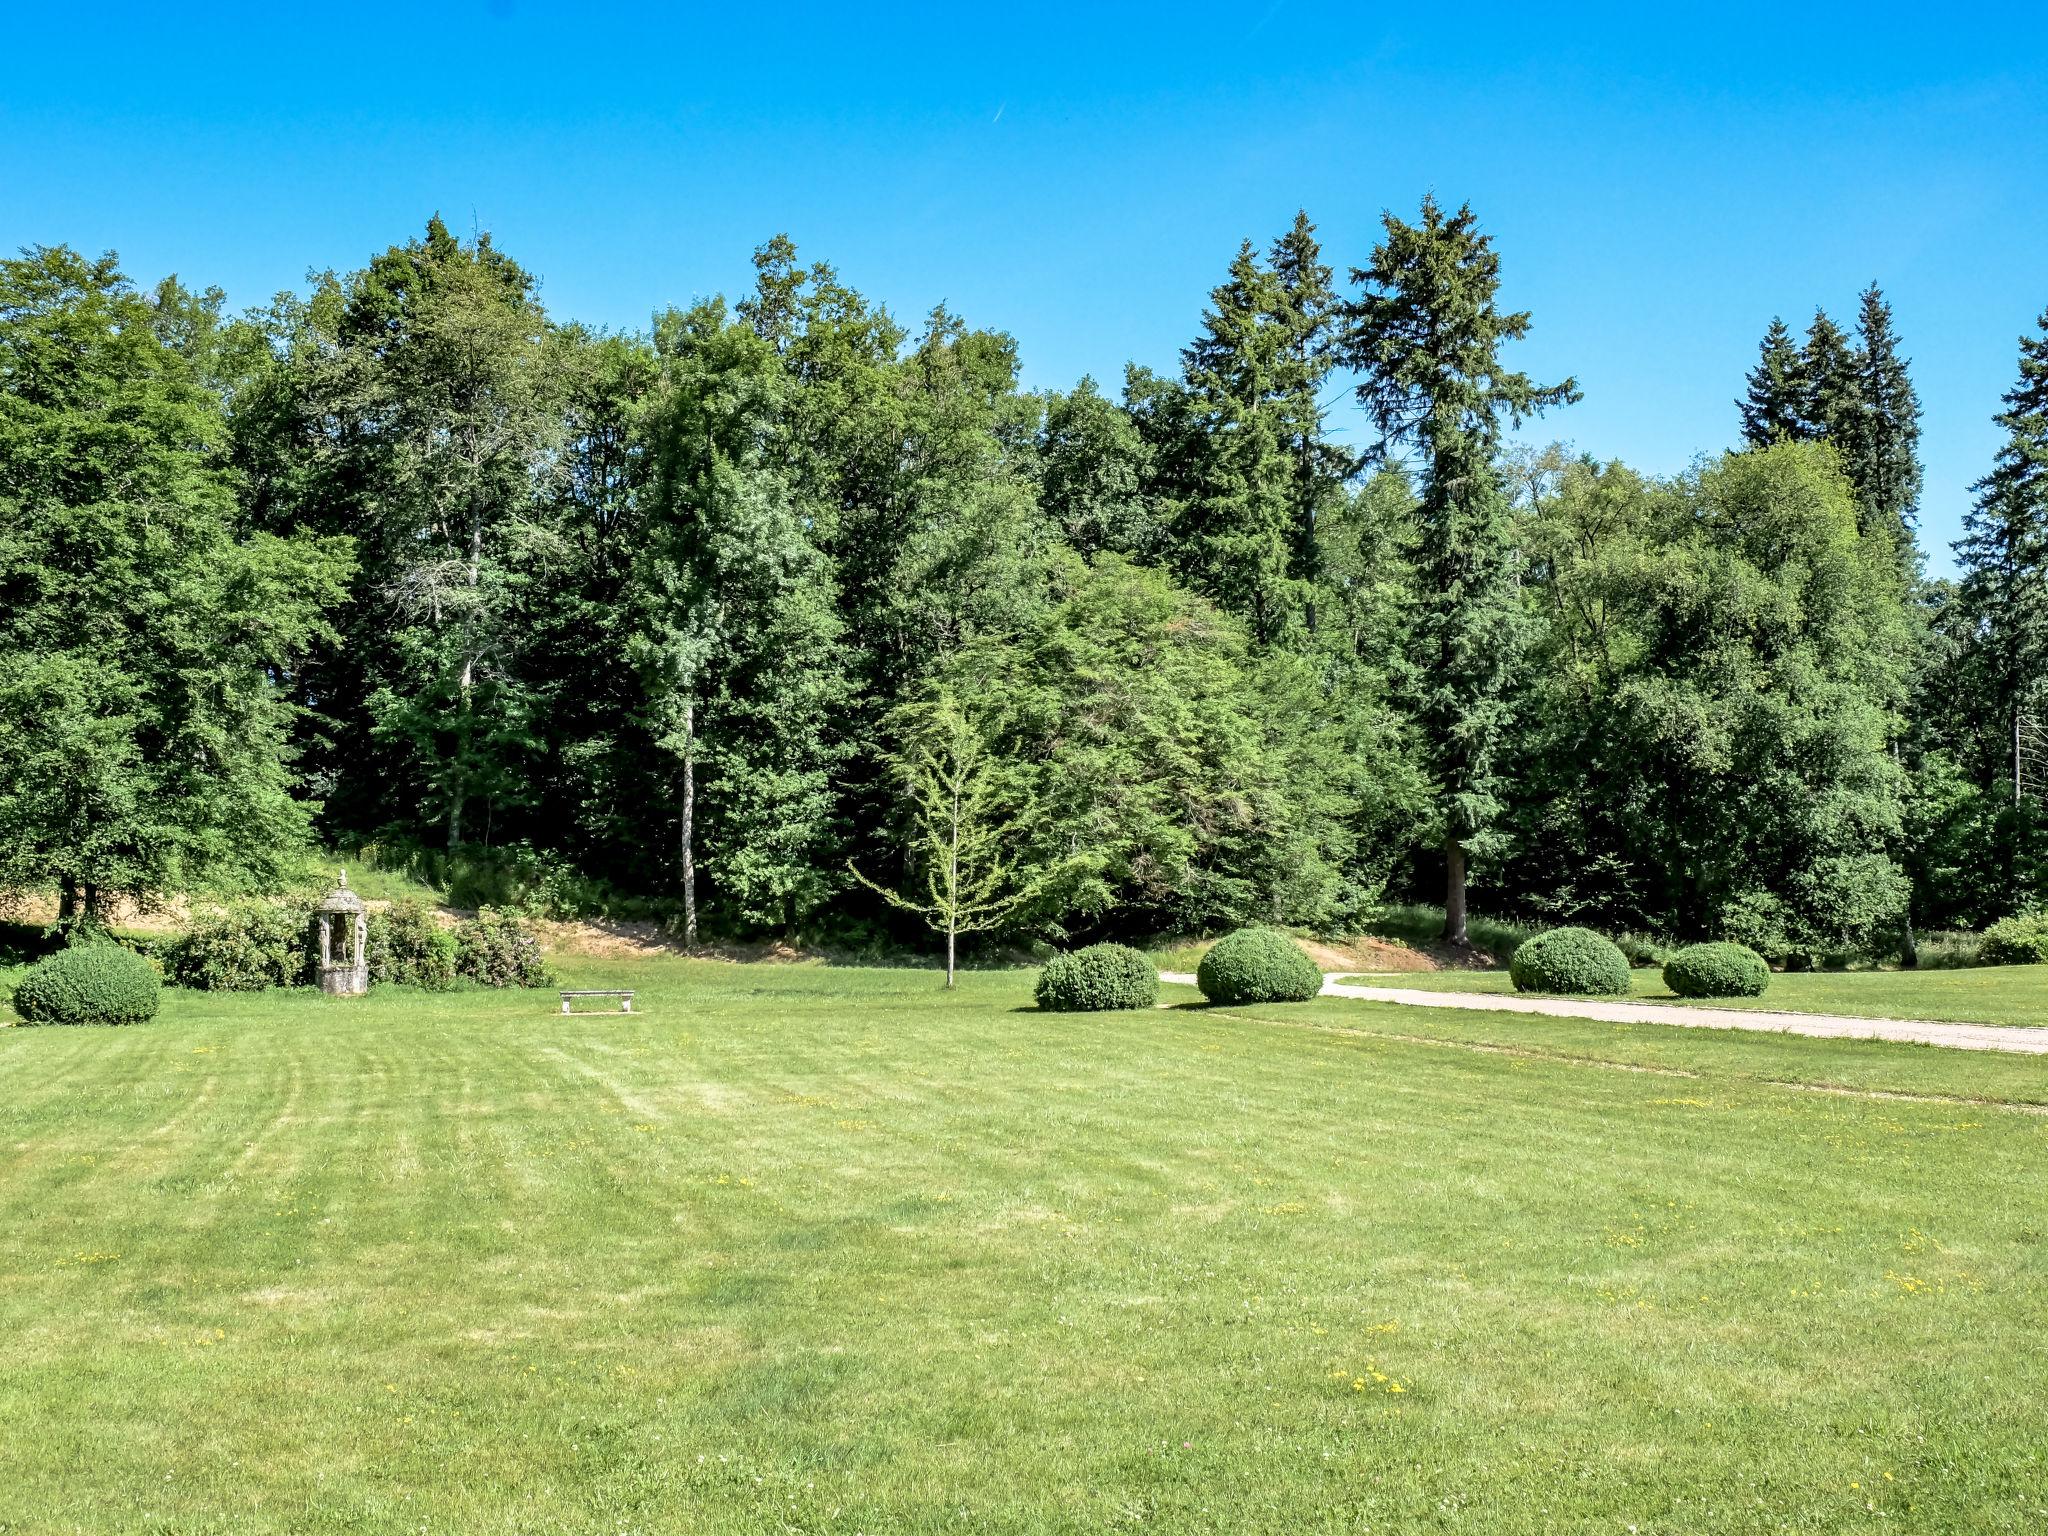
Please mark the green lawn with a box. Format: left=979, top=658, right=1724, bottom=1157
left=2, top=959, right=2044, bottom=1533
left=1338, top=960, right=2048, bottom=1026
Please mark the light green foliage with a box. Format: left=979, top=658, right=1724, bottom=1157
left=1362, top=956, right=2048, bottom=1028
left=453, top=909, right=554, bottom=988
left=1507, top=441, right=1914, bottom=959
left=163, top=903, right=311, bottom=991
left=1508, top=926, right=1631, bottom=995
left=1195, top=927, right=1322, bottom=1003
left=1976, top=912, right=2048, bottom=966
left=849, top=693, right=1054, bottom=985
left=942, top=554, right=1393, bottom=935
left=1, top=961, right=2042, bottom=1528
left=10, top=942, right=160, bottom=1024
left=0, top=247, right=351, bottom=921
left=367, top=898, right=459, bottom=989
left=1661, top=941, right=1771, bottom=998
left=1033, top=942, right=1158, bottom=1012
left=631, top=298, right=849, bottom=934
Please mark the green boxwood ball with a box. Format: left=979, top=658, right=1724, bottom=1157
left=1035, top=943, right=1159, bottom=1012
left=1508, top=927, right=1630, bottom=996
left=1196, top=928, right=1322, bottom=1004
left=1662, top=941, right=1770, bottom=998
left=11, top=943, right=161, bottom=1026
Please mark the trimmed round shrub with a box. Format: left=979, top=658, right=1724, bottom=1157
left=1509, top=926, right=1630, bottom=996
left=1662, top=941, right=1770, bottom=999
left=1978, top=913, right=2048, bottom=966
left=1036, top=943, right=1158, bottom=1012
left=455, top=909, right=555, bottom=989
left=1195, top=928, right=1322, bottom=1004
left=11, top=943, right=161, bottom=1025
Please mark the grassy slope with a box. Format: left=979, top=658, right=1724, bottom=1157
left=1, top=959, right=2043, bottom=1533
left=1336, top=961, right=2048, bottom=1026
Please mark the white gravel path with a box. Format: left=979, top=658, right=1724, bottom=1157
left=1156, top=972, right=2048, bottom=1056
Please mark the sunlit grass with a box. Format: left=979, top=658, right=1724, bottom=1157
left=1338, top=959, right=2048, bottom=1026
left=1, top=957, right=2042, bottom=1531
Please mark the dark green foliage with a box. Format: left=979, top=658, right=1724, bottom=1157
left=1341, top=196, right=1578, bottom=944
left=1977, top=913, right=2048, bottom=967
left=1662, top=942, right=1770, bottom=998
left=1845, top=285, right=1922, bottom=554
left=1798, top=309, right=1861, bottom=444
left=1503, top=442, right=1913, bottom=959
left=1034, top=943, right=1159, bottom=1012
left=164, top=903, right=310, bottom=990
left=1955, top=311, right=2048, bottom=809
left=367, top=899, right=458, bottom=989
left=11, top=943, right=160, bottom=1025
left=0, top=247, right=352, bottom=922
left=454, top=909, right=555, bottom=988
left=1195, top=928, right=1322, bottom=1004
left=1738, top=318, right=1807, bottom=444
left=1509, top=927, right=1630, bottom=996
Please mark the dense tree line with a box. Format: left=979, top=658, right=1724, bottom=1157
left=4, top=205, right=2045, bottom=961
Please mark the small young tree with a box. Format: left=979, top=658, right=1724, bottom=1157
left=849, top=694, right=1048, bottom=987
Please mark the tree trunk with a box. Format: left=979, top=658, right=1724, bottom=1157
left=680, top=698, right=697, bottom=950
left=946, top=922, right=957, bottom=990
left=1442, top=837, right=1470, bottom=948
left=58, top=875, right=78, bottom=925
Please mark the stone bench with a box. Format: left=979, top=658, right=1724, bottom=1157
left=560, top=989, right=635, bottom=1015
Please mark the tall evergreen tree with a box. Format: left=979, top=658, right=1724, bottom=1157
left=1845, top=283, right=1923, bottom=553
left=1341, top=196, right=1578, bottom=946
left=1738, top=317, right=1807, bottom=445
left=1267, top=211, right=1346, bottom=604
left=1956, top=310, right=2048, bottom=801
left=1174, top=240, right=1300, bottom=644
left=1800, top=308, right=1861, bottom=443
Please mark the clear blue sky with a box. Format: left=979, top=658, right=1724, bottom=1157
left=5, top=2, right=2044, bottom=574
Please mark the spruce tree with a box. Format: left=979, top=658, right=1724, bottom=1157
left=1956, top=310, right=2048, bottom=800
left=1800, top=308, right=1861, bottom=443
left=1174, top=240, right=1299, bottom=644
left=1845, top=283, right=1923, bottom=553
left=1267, top=211, right=1345, bottom=604
left=1341, top=196, right=1578, bottom=946
left=1738, top=317, right=1806, bottom=444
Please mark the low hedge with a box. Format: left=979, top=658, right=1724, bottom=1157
left=1978, top=912, right=2048, bottom=966
left=164, top=903, right=311, bottom=991
left=1509, top=926, right=1630, bottom=996
left=1196, top=928, right=1322, bottom=1004
left=456, top=909, right=555, bottom=989
left=1662, top=941, right=1770, bottom=998
left=11, top=943, right=161, bottom=1025
left=1036, top=943, right=1158, bottom=1012
left=368, top=899, right=459, bottom=989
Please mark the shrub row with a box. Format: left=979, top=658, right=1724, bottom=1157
left=154, top=898, right=553, bottom=992
left=370, top=900, right=554, bottom=990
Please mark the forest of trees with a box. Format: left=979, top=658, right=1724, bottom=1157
left=4, top=200, right=2047, bottom=963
